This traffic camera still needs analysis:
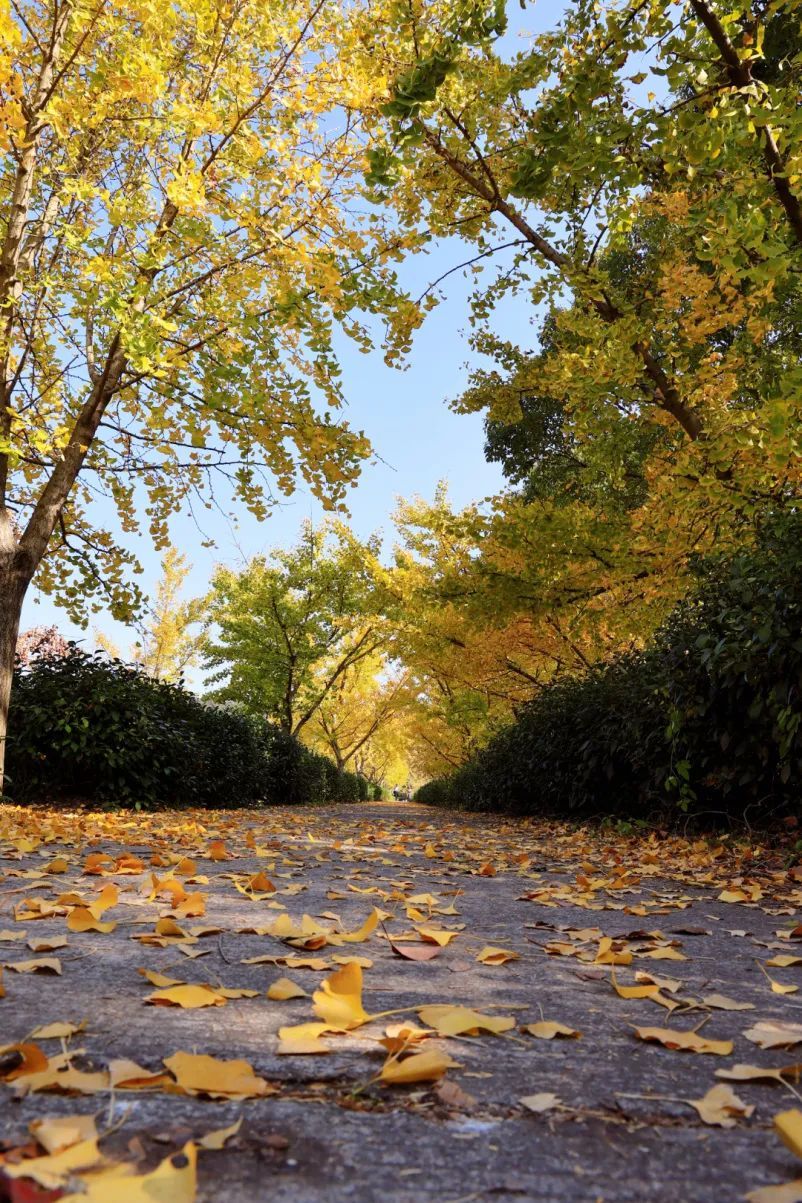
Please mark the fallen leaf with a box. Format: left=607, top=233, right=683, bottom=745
left=5, top=959, right=61, bottom=976
left=776, top=1110, right=802, bottom=1160
left=717, top=1063, right=802, bottom=1085
left=67, top=908, right=116, bottom=935
left=30, top=1115, right=98, bottom=1154
left=687, top=1083, right=754, bottom=1127
left=417, top=1005, right=515, bottom=1037
left=476, top=946, right=519, bottom=966
left=198, top=1118, right=242, bottom=1150
left=380, top=1049, right=459, bottom=1084
left=702, top=993, right=755, bottom=1011
left=634, top=1026, right=733, bottom=1055
left=520, top=1092, right=561, bottom=1113
left=276, top=1022, right=333, bottom=1055
left=312, top=962, right=369, bottom=1030
left=146, top=984, right=227, bottom=1009
left=164, top=1052, right=272, bottom=1098
left=59, top=1141, right=197, bottom=1203
left=745, top=1022, right=802, bottom=1050
left=267, top=977, right=307, bottom=1001
left=522, top=1021, right=581, bottom=1040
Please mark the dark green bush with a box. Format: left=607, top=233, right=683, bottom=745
left=6, top=648, right=370, bottom=809
left=416, top=512, right=802, bottom=828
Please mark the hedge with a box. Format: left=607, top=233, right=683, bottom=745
left=5, top=648, right=370, bottom=809
left=416, top=511, right=802, bottom=828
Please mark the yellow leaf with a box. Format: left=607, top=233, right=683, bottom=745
left=776, top=1110, right=802, bottom=1161
left=380, top=1049, right=459, bottom=1084
left=30, top=1114, right=98, bottom=1154
left=312, top=962, right=369, bottom=1030
left=138, top=968, right=183, bottom=988
left=267, top=977, right=307, bottom=1000
left=4, top=1137, right=102, bottom=1188
left=702, top=993, right=755, bottom=1011
left=198, top=1117, right=242, bottom=1150
left=634, top=1026, right=733, bottom=1055
left=67, top=907, right=116, bottom=934
left=416, top=927, right=460, bottom=947
left=60, top=1141, right=197, bottom=1203
left=745, top=1022, right=802, bottom=1049
left=520, top=1092, right=561, bottom=1113
left=639, top=947, right=687, bottom=961
left=277, top=1022, right=332, bottom=1054
left=164, top=1052, right=272, bottom=1098
left=147, top=984, right=227, bottom=1009
left=30, top=1021, right=86, bottom=1040
left=523, top=1021, right=581, bottom=1040
left=338, top=908, right=380, bottom=943
left=417, top=1005, right=515, bottom=1037
left=6, top=958, right=62, bottom=975
left=476, top=946, right=519, bottom=965
left=688, top=1083, right=754, bottom=1127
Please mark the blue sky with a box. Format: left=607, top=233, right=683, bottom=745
left=21, top=2, right=556, bottom=652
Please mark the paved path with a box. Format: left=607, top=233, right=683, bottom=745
left=2, top=801, right=802, bottom=1202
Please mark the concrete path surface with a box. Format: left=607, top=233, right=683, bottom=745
left=2, top=800, right=802, bottom=1202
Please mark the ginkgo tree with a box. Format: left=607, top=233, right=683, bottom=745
left=202, top=521, right=387, bottom=737
left=353, top=0, right=802, bottom=500
left=0, top=0, right=422, bottom=788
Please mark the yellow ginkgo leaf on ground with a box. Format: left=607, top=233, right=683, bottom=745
left=417, top=1005, right=515, bottom=1037
left=5, top=958, right=62, bottom=975
left=717, top=1064, right=802, bottom=1085
left=312, top=962, right=370, bottom=1030
left=380, top=1023, right=433, bottom=1054
left=380, top=1048, right=459, bottom=1085
left=332, top=955, right=373, bottom=968
left=523, top=1021, right=582, bottom=1040
left=90, top=884, right=119, bottom=916
left=612, top=977, right=661, bottom=1000
left=267, top=977, right=307, bottom=1000
left=776, top=1110, right=802, bottom=1160
left=416, top=927, right=460, bottom=947
left=27, top=937, right=68, bottom=952
left=702, top=994, right=755, bottom=1011
left=207, top=840, right=230, bottom=861
left=277, top=1022, right=333, bottom=1055
left=595, top=937, right=632, bottom=966
left=769, top=956, right=802, bottom=968
left=60, top=1141, right=197, bottom=1203
left=3, top=1137, right=103, bottom=1189
left=640, top=948, right=687, bottom=962
left=67, top=907, right=116, bottom=934
left=30, top=1021, right=85, bottom=1040
left=745, top=1022, right=802, bottom=1050
left=247, top=871, right=275, bottom=893
left=338, top=908, right=380, bottom=943
left=109, top=1059, right=173, bottom=1090
left=634, top=1026, right=733, bottom=1055
left=476, top=946, right=520, bottom=965
left=520, top=1093, right=562, bottom=1113
left=198, top=1117, right=243, bottom=1150
left=147, top=984, right=227, bottom=1009
left=138, top=968, right=183, bottom=988
left=164, top=1052, right=273, bottom=1098
left=30, top=1114, right=98, bottom=1154
left=687, top=1083, right=754, bottom=1127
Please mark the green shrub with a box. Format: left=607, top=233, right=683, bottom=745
left=7, top=648, right=369, bottom=809
left=416, top=512, right=802, bottom=828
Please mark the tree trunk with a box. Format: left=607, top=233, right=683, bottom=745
left=0, top=562, right=28, bottom=796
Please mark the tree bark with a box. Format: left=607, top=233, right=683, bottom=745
left=0, top=561, right=30, bottom=795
